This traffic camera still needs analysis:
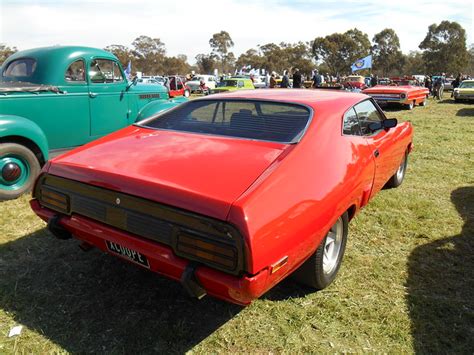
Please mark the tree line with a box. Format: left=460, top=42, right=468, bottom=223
left=1, top=20, right=472, bottom=77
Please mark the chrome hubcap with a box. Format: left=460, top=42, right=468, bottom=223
left=322, top=217, right=343, bottom=275
left=396, top=157, right=405, bottom=181
left=2, top=162, right=21, bottom=182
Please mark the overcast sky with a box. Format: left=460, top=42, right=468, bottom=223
left=1, top=0, right=472, bottom=63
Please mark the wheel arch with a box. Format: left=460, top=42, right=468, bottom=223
left=0, top=115, right=49, bottom=164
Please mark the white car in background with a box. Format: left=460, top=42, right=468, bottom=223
left=186, top=75, right=217, bottom=92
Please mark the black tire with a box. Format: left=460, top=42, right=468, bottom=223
left=292, top=212, right=349, bottom=290
left=0, top=143, right=41, bottom=201
left=420, top=96, right=428, bottom=106
left=406, top=101, right=415, bottom=110
left=385, top=152, right=408, bottom=189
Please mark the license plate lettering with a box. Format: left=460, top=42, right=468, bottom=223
left=105, top=240, right=150, bottom=268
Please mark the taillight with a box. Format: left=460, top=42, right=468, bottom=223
left=176, top=232, right=237, bottom=271
left=39, top=187, right=70, bottom=214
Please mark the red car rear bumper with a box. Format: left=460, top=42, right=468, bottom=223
left=30, top=200, right=269, bottom=305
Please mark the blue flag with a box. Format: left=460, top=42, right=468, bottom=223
left=351, top=55, right=372, bottom=72
left=124, top=61, right=131, bottom=78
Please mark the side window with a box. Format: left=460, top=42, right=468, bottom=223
left=65, top=60, right=85, bottom=82
left=89, top=59, right=123, bottom=84
left=3, top=58, right=37, bottom=77
left=343, top=108, right=361, bottom=136
left=238, top=81, right=244, bottom=88
left=177, top=78, right=183, bottom=90
left=354, top=100, right=383, bottom=136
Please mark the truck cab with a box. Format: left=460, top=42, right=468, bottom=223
left=0, top=46, right=187, bottom=200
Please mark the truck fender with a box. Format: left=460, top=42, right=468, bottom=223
left=0, top=115, right=49, bottom=161
left=136, top=97, right=188, bottom=122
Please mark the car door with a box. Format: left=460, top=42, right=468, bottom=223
left=354, top=99, right=400, bottom=197
left=88, top=58, right=129, bottom=138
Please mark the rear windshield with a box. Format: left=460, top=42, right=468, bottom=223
left=140, top=99, right=311, bottom=143
left=3, top=58, right=37, bottom=78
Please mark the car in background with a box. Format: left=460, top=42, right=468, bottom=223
left=0, top=46, right=187, bottom=200
left=186, top=75, right=217, bottom=93
left=212, top=78, right=255, bottom=93
left=167, top=76, right=190, bottom=98
left=453, top=80, right=474, bottom=102
left=137, top=77, right=162, bottom=85
left=363, top=82, right=429, bottom=109
left=31, top=90, right=413, bottom=305
left=343, top=75, right=367, bottom=90
left=444, top=78, right=455, bottom=91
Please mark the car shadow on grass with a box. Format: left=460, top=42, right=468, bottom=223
left=406, top=186, right=474, bottom=353
left=456, top=108, right=474, bottom=117
left=0, top=228, right=242, bottom=353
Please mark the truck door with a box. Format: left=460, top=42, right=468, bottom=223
left=88, top=59, right=129, bottom=137
left=354, top=99, right=400, bottom=198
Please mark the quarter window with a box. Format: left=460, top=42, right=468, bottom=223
left=353, top=100, right=383, bottom=136
left=65, top=60, right=85, bottom=82
left=89, top=59, right=124, bottom=83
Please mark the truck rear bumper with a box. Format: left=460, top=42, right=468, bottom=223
left=30, top=199, right=269, bottom=305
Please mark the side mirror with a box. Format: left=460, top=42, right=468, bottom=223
left=126, top=76, right=138, bottom=91
left=368, top=118, right=398, bottom=132
left=383, top=118, right=398, bottom=128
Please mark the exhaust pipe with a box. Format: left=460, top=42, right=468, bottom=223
left=47, top=215, right=72, bottom=240
left=181, top=263, right=207, bottom=300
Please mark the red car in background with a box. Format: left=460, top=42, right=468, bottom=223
left=363, top=77, right=429, bottom=109
left=31, top=90, right=413, bottom=305
left=168, top=75, right=190, bottom=98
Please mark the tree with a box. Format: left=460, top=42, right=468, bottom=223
left=104, top=44, right=133, bottom=68
left=372, top=28, right=404, bottom=76
left=163, top=55, right=191, bottom=75
left=419, top=21, right=468, bottom=74
left=209, top=31, right=234, bottom=73
left=312, top=29, right=371, bottom=75
left=402, top=51, right=426, bottom=75
left=195, top=53, right=217, bottom=74
left=131, top=35, right=166, bottom=74
left=465, top=44, right=474, bottom=75
left=0, top=44, right=17, bottom=65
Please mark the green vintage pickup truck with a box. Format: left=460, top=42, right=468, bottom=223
left=0, top=46, right=187, bottom=200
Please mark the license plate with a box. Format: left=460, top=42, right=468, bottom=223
left=105, top=240, right=150, bottom=268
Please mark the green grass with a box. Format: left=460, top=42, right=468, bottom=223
left=0, top=94, right=473, bottom=353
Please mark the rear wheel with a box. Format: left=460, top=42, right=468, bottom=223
left=0, top=143, right=41, bottom=201
left=385, top=152, right=408, bottom=188
left=420, top=96, right=428, bottom=106
left=292, top=212, right=349, bottom=290
left=184, top=89, right=190, bottom=97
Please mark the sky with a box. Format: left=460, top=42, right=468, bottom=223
left=0, top=0, right=473, bottom=63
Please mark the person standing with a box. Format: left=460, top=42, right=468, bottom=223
left=370, top=74, right=378, bottom=87
left=312, top=69, right=321, bottom=88
left=269, top=73, right=277, bottom=88
left=292, top=68, right=302, bottom=88
left=281, top=70, right=290, bottom=88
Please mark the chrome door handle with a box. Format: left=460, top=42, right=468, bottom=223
left=374, top=149, right=380, bottom=158
left=89, top=92, right=97, bottom=98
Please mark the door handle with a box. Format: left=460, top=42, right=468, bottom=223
left=89, top=92, right=97, bottom=98
left=374, top=149, right=380, bottom=158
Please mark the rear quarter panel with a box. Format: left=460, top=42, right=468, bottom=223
left=227, top=105, right=378, bottom=277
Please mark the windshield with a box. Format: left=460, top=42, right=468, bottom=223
left=139, top=99, right=311, bottom=143
left=219, top=80, right=238, bottom=87
left=460, top=81, right=474, bottom=89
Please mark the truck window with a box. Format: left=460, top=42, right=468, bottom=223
left=89, top=59, right=123, bottom=84
left=65, top=60, right=85, bottom=82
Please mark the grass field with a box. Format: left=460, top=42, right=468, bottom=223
left=0, top=94, right=473, bottom=353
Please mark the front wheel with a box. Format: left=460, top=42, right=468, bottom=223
left=184, top=89, right=190, bottom=97
left=420, top=96, right=428, bottom=106
left=406, top=101, right=415, bottom=110
left=385, top=152, right=408, bottom=188
left=292, top=212, right=349, bottom=290
left=0, top=143, right=41, bottom=201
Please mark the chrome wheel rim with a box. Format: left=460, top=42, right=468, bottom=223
left=322, top=217, right=343, bottom=275
left=396, top=157, right=406, bottom=181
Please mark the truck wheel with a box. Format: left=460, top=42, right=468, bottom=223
left=292, top=212, right=349, bottom=290
left=385, top=152, right=407, bottom=189
left=0, top=143, right=41, bottom=201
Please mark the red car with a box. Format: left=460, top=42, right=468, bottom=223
left=168, top=76, right=190, bottom=98
left=363, top=78, right=429, bottom=109
left=30, top=90, right=413, bottom=305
